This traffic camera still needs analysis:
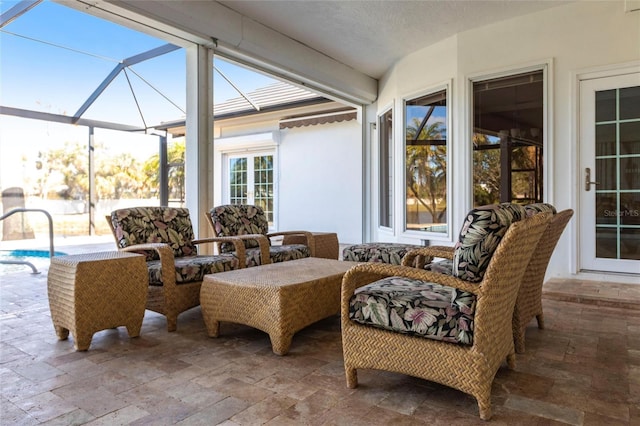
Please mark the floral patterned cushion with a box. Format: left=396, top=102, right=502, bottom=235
left=342, top=243, right=422, bottom=265
left=349, top=276, right=476, bottom=345
left=499, top=202, right=528, bottom=222
left=425, top=259, right=454, bottom=275
left=209, top=205, right=269, bottom=253
left=111, top=207, right=197, bottom=262
left=453, top=203, right=526, bottom=282
left=147, top=254, right=239, bottom=286
left=525, top=203, right=557, bottom=217
left=244, top=244, right=311, bottom=267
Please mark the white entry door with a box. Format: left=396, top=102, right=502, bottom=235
left=579, top=71, right=640, bottom=274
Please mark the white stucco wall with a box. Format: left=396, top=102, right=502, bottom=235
left=212, top=115, right=363, bottom=246
left=371, top=1, right=640, bottom=281
left=278, top=120, right=363, bottom=245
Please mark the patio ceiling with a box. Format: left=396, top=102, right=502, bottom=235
left=215, top=0, right=574, bottom=79
left=0, top=0, right=574, bottom=133
left=81, top=0, right=574, bottom=104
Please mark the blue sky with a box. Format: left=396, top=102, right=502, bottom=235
left=0, top=1, right=277, bottom=127
left=0, top=1, right=278, bottom=189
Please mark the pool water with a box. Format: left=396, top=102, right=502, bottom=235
left=0, top=249, right=68, bottom=274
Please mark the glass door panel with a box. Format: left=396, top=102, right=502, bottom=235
left=580, top=72, right=640, bottom=273
left=227, top=153, right=274, bottom=226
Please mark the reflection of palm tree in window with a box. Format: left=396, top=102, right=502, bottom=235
left=406, top=116, right=447, bottom=224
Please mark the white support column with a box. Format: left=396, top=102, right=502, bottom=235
left=185, top=44, right=214, bottom=239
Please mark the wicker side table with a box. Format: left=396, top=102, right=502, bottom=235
left=282, top=232, right=339, bottom=259
left=47, top=251, right=148, bottom=351
left=201, top=257, right=359, bottom=355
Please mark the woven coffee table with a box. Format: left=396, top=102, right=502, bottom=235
left=47, top=251, right=148, bottom=351
left=200, top=257, right=359, bottom=355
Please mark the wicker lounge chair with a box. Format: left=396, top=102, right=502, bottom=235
left=401, top=204, right=573, bottom=353
left=512, top=208, right=573, bottom=353
left=341, top=208, right=550, bottom=420
left=109, top=206, right=260, bottom=331
left=206, top=204, right=315, bottom=267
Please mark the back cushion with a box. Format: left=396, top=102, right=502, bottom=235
left=111, top=207, right=197, bottom=261
left=453, top=203, right=526, bottom=282
left=209, top=204, right=269, bottom=253
left=524, top=203, right=557, bottom=217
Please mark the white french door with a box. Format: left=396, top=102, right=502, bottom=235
left=579, top=71, right=640, bottom=275
left=226, top=152, right=275, bottom=225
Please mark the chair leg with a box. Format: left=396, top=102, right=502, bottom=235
left=476, top=381, right=493, bottom=421
left=166, top=314, right=178, bottom=332
left=514, top=330, right=526, bottom=354
left=507, top=352, right=516, bottom=370
left=478, top=399, right=492, bottom=421
left=536, top=313, right=545, bottom=329
left=54, top=325, right=69, bottom=340
left=345, top=365, right=358, bottom=388
left=73, top=331, right=93, bottom=351
left=126, top=321, right=143, bottom=338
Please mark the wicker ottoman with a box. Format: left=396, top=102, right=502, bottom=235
left=200, top=257, right=359, bottom=355
left=342, top=242, right=422, bottom=265
left=47, top=251, right=148, bottom=351
left=282, top=232, right=339, bottom=259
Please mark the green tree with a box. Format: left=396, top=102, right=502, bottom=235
left=36, top=141, right=154, bottom=201
left=406, top=117, right=447, bottom=224
left=96, top=152, right=147, bottom=199
left=472, top=133, right=501, bottom=206
left=472, top=136, right=541, bottom=206
left=143, top=140, right=185, bottom=202
left=36, top=142, right=88, bottom=200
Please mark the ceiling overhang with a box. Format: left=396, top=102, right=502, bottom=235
left=67, top=0, right=378, bottom=105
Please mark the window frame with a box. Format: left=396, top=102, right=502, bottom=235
left=469, top=65, right=549, bottom=209
left=378, top=105, right=394, bottom=231
left=401, top=82, right=453, bottom=242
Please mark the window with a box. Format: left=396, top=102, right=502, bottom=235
left=472, top=70, right=544, bottom=206
left=379, top=108, right=393, bottom=228
left=227, top=152, right=274, bottom=224
left=404, top=89, right=448, bottom=234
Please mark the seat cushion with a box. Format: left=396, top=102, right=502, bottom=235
left=349, top=276, right=476, bottom=345
left=209, top=205, right=269, bottom=253
left=453, top=203, right=526, bottom=282
left=146, top=254, right=239, bottom=285
left=342, top=243, right=422, bottom=265
left=243, top=244, right=310, bottom=267
left=111, top=207, right=197, bottom=261
left=268, top=244, right=310, bottom=264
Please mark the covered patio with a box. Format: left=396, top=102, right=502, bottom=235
left=1, top=1, right=639, bottom=424
left=1, top=237, right=639, bottom=424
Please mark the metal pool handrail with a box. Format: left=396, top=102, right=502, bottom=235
left=0, top=208, right=55, bottom=274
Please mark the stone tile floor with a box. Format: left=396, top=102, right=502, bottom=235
left=1, top=238, right=639, bottom=425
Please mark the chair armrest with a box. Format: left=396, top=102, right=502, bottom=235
left=401, top=245, right=455, bottom=268
left=267, top=230, right=316, bottom=256
left=119, top=242, right=177, bottom=291
left=341, top=262, right=481, bottom=323
left=193, top=233, right=271, bottom=266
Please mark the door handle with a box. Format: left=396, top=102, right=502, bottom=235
left=585, top=167, right=600, bottom=191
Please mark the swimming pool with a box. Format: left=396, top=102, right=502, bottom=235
left=0, top=249, right=67, bottom=274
